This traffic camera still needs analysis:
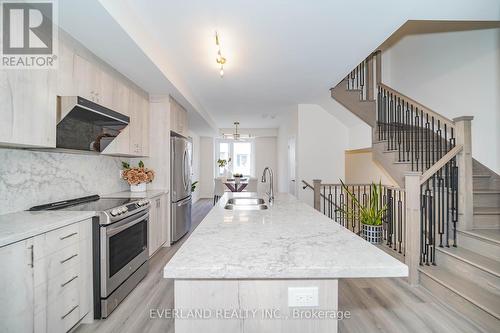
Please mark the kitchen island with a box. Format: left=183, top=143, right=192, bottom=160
left=164, top=192, right=407, bottom=332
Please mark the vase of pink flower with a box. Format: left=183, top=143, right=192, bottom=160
left=122, top=161, right=155, bottom=192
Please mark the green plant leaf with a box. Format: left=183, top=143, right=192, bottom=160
left=138, top=160, right=144, bottom=168
left=121, top=161, right=130, bottom=169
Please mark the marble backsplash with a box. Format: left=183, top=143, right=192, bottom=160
left=0, top=148, right=130, bottom=215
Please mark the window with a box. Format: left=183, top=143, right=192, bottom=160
left=216, top=140, right=254, bottom=177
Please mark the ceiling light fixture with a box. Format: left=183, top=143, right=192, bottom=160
left=222, top=122, right=252, bottom=140
left=232, top=121, right=240, bottom=140
left=215, top=31, right=226, bottom=78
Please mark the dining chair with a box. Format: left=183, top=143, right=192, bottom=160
left=245, top=177, right=258, bottom=192
left=213, top=178, right=226, bottom=204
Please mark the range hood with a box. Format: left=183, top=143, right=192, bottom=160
left=56, top=96, right=129, bottom=153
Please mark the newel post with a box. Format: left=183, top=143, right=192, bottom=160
left=404, top=172, right=421, bottom=286
left=313, top=179, right=322, bottom=211
left=375, top=50, right=382, bottom=85
left=453, top=116, right=474, bottom=231
left=366, top=54, right=374, bottom=100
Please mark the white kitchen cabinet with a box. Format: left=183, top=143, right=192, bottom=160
left=0, top=219, right=93, bottom=333
left=56, top=42, right=77, bottom=99
left=148, top=194, right=168, bottom=256
left=112, top=79, right=130, bottom=116
left=128, top=90, right=150, bottom=157
left=141, top=97, right=150, bottom=156
left=170, top=97, right=188, bottom=136
left=73, top=54, right=100, bottom=103
left=0, top=239, right=35, bottom=333
left=128, top=90, right=143, bottom=156
left=0, top=68, right=57, bottom=148
left=98, top=69, right=114, bottom=109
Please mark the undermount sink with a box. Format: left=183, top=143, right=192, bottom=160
left=224, top=197, right=268, bottom=210
left=224, top=203, right=268, bottom=211
left=227, top=198, right=266, bottom=205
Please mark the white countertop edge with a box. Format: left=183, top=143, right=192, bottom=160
left=163, top=265, right=408, bottom=280
left=102, top=189, right=168, bottom=199
left=0, top=211, right=96, bottom=248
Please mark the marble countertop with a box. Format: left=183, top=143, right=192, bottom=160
left=164, top=192, right=408, bottom=280
left=102, top=189, right=167, bottom=199
left=0, top=210, right=96, bottom=247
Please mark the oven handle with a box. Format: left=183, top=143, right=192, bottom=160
left=106, top=211, right=149, bottom=237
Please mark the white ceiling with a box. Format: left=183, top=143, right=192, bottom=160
left=64, top=0, right=500, bottom=131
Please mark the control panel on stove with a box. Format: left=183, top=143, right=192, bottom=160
left=109, top=199, right=150, bottom=216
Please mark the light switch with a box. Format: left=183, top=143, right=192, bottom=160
left=287, top=287, right=319, bottom=307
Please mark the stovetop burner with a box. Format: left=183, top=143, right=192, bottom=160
left=29, top=194, right=151, bottom=225
left=29, top=195, right=134, bottom=212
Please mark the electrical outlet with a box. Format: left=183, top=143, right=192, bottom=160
left=287, top=287, right=319, bottom=307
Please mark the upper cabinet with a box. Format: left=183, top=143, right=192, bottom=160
left=0, top=32, right=150, bottom=156
left=170, top=97, right=188, bottom=137
left=73, top=54, right=101, bottom=103
left=0, top=68, right=57, bottom=147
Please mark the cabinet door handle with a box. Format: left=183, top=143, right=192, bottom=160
left=61, top=275, right=78, bottom=287
left=60, top=253, right=78, bottom=264
left=60, top=232, right=78, bottom=240
left=28, top=245, right=34, bottom=268
left=61, top=305, right=79, bottom=320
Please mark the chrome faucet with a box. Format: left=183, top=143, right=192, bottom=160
left=261, top=167, right=274, bottom=203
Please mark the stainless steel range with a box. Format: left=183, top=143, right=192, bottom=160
left=30, top=195, right=150, bottom=318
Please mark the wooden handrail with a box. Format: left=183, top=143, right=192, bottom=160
left=378, top=83, right=455, bottom=130
left=420, top=144, right=463, bottom=184
left=318, top=183, right=403, bottom=191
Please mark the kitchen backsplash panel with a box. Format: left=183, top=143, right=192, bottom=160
left=0, top=148, right=129, bottom=214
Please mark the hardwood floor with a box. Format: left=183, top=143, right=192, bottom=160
left=76, top=198, right=485, bottom=333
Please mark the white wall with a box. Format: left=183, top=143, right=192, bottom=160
left=277, top=108, right=298, bottom=194
left=382, top=28, right=500, bottom=174
left=296, top=104, right=349, bottom=207
left=199, top=137, right=214, bottom=198
left=345, top=149, right=397, bottom=186
left=254, top=137, right=278, bottom=193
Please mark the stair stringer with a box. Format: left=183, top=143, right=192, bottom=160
left=330, top=80, right=376, bottom=127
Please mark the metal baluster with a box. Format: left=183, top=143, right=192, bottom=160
left=397, top=97, right=402, bottom=161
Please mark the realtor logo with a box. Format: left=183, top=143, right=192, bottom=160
left=1, top=0, right=58, bottom=68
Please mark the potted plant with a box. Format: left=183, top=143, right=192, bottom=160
left=217, top=158, right=231, bottom=177
left=191, top=181, right=198, bottom=192
left=122, top=161, right=155, bottom=192
left=337, top=180, right=388, bottom=244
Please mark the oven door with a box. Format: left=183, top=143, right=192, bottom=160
left=100, top=210, right=149, bottom=297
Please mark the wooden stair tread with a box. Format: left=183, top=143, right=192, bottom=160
left=474, top=207, right=500, bottom=215
left=419, top=265, right=500, bottom=319
left=473, top=174, right=492, bottom=178
left=460, top=229, right=500, bottom=245
left=474, top=189, right=500, bottom=194
left=435, top=246, right=500, bottom=278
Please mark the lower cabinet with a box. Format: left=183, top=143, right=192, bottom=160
left=148, top=194, right=169, bottom=257
left=0, top=239, right=35, bottom=333
left=0, top=219, right=93, bottom=333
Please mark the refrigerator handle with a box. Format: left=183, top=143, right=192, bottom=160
left=176, top=196, right=191, bottom=206
left=182, top=149, right=188, bottom=192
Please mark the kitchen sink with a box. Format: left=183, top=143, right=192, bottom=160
left=226, top=198, right=266, bottom=205
left=224, top=203, right=268, bottom=211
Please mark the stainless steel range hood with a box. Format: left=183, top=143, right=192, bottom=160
left=56, top=96, right=129, bottom=153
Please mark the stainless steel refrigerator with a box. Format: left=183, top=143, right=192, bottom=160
left=170, top=135, right=192, bottom=243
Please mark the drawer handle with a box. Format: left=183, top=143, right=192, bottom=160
left=60, top=253, right=78, bottom=264
left=61, top=275, right=78, bottom=287
left=59, top=232, right=78, bottom=240
left=61, top=305, right=79, bottom=320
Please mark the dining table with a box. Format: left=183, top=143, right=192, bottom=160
left=223, top=178, right=248, bottom=192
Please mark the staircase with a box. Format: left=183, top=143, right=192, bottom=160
left=331, top=52, right=500, bottom=332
